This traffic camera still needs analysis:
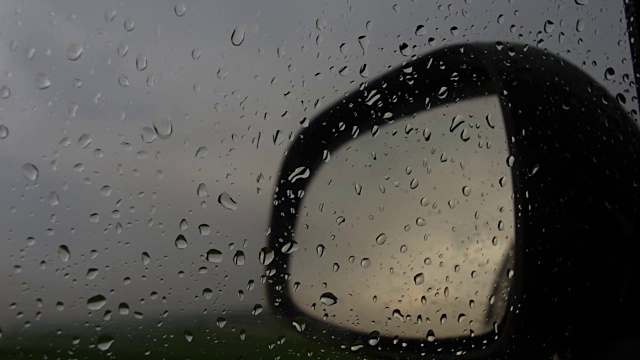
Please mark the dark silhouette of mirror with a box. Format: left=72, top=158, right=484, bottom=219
left=267, top=42, right=640, bottom=359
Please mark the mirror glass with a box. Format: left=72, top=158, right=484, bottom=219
left=288, top=95, right=515, bottom=341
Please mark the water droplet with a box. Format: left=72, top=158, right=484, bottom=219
left=399, top=42, right=411, bottom=56
left=192, top=48, right=201, bottom=60
left=124, top=17, right=135, bottom=31
left=288, top=166, right=310, bottom=183
left=368, top=331, right=380, bottom=346
left=351, top=341, right=364, bottom=351
left=410, top=178, right=419, bottom=189
left=118, top=74, right=130, bottom=87
left=252, top=304, right=263, bottom=315
left=96, top=335, right=114, bottom=351
left=231, top=26, right=245, bottom=46
left=233, top=250, right=245, bottom=266
left=320, top=292, right=338, bottom=306
left=141, top=252, right=150, bottom=265
left=322, top=150, right=331, bottom=162
left=605, top=67, right=615, bottom=80
left=206, top=249, right=223, bottom=263
left=575, top=0, right=588, bottom=4
left=216, top=317, right=227, bottom=328
left=55, top=245, right=70, bottom=262
left=66, top=43, right=83, bottom=61
left=198, top=224, right=210, bottom=235
left=22, top=163, right=39, bottom=181
left=259, top=247, right=274, bottom=265
left=316, top=17, right=327, bottom=30
left=336, top=216, right=345, bottom=225
left=117, top=42, right=128, bottom=57
left=77, top=133, right=92, bottom=148
left=361, top=258, right=371, bottom=268
left=292, top=317, right=306, bottom=332
left=544, top=20, right=555, bottom=34
left=354, top=183, right=362, bottom=195
left=0, top=125, right=7, bottom=139
left=415, top=25, right=426, bottom=36
left=450, top=26, right=459, bottom=36
left=153, top=118, right=173, bottom=139
left=316, top=244, right=325, bottom=257
left=414, top=273, right=424, bottom=285
left=175, top=234, right=188, bottom=249
left=197, top=183, right=208, bottom=197
left=195, top=146, right=208, bottom=158
left=416, top=217, right=426, bottom=226
left=576, top=18, right=585, bottom=32
left=1, top=85, right=11, bottom=99
left=141, top=127, right=157, bottom=143
left=423, top=128, right=431, bottom=141
left=426, top=329, right=436, bottom=342
left=86, top=268, right=99, bottom=279
left=179, top=219, right=189, bottom=231
left=375, top=233, right=387, bottom=245
left=218, top=192, right=238, bottom=210
left=49, top=191, right=60, bottom=206
left=135, top=54, right=147, bottom=71
left=87, top=295, right=107, bottom=310
left=506, top=155, right=515, bottom=167
left=184, top=330, right=193, bottom=342
left=202, top=288, right=213, bottom=299
left=35, top=73, right=51, bottom=89
left=358, top=35, right=369, bottom=55
left=174, top=2, right=186, bottom=17
left=462, top=186, right=471, bottom=196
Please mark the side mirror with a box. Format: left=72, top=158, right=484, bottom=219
left=267, top=42, right=640, bottom=359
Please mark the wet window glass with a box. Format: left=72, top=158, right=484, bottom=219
left=1, top=1, right=639, bottom=359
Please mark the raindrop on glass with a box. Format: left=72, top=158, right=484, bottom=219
left=174, top=2, right=186, bottom=17
left=195, top=146, right=208, bottom=158
left=87, top=295, right=107, bottom=310
left=231, top=26, right=245, bottom=46
left=22, top=163, right=39, bottom=181
left=604, top=67, right=615, bottom=80
left=184, top=330, right=193, bottom=342
left=35, top=73, right=51, bottom=90
left=135, top=54, right=147, bottom=71
left=96, top=335, right=114, bottom=351
left=259, top=247, right=274, bottom=265
left=66, top=43, right=83, bottom=61
left=58, top=245, right=70, bottom=262
left=233, top=250, right=245, bottom=266
left=153, top=117, right=173, bottom=139
left=0, top=86, right=10, bottom=99
left=206, top=249, right=223, bottom=263
left=218, top=192, right=238, bottom=210
left=175, top=234, right=188, bottom=249
left=320, top=292, right=338, bottom=306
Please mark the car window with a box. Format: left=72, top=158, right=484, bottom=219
left=0, top=0, right=637, bottom=359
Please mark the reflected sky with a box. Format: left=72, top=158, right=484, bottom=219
left=289, top=96, right=514, bottom=340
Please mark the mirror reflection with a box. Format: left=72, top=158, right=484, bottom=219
left=287, top=95, right=515, bottom=340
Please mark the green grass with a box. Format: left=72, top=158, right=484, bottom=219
left=0, top=315, right=368, bottom=360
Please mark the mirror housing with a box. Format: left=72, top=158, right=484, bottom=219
left=267, top=42, right=640, bottom=359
